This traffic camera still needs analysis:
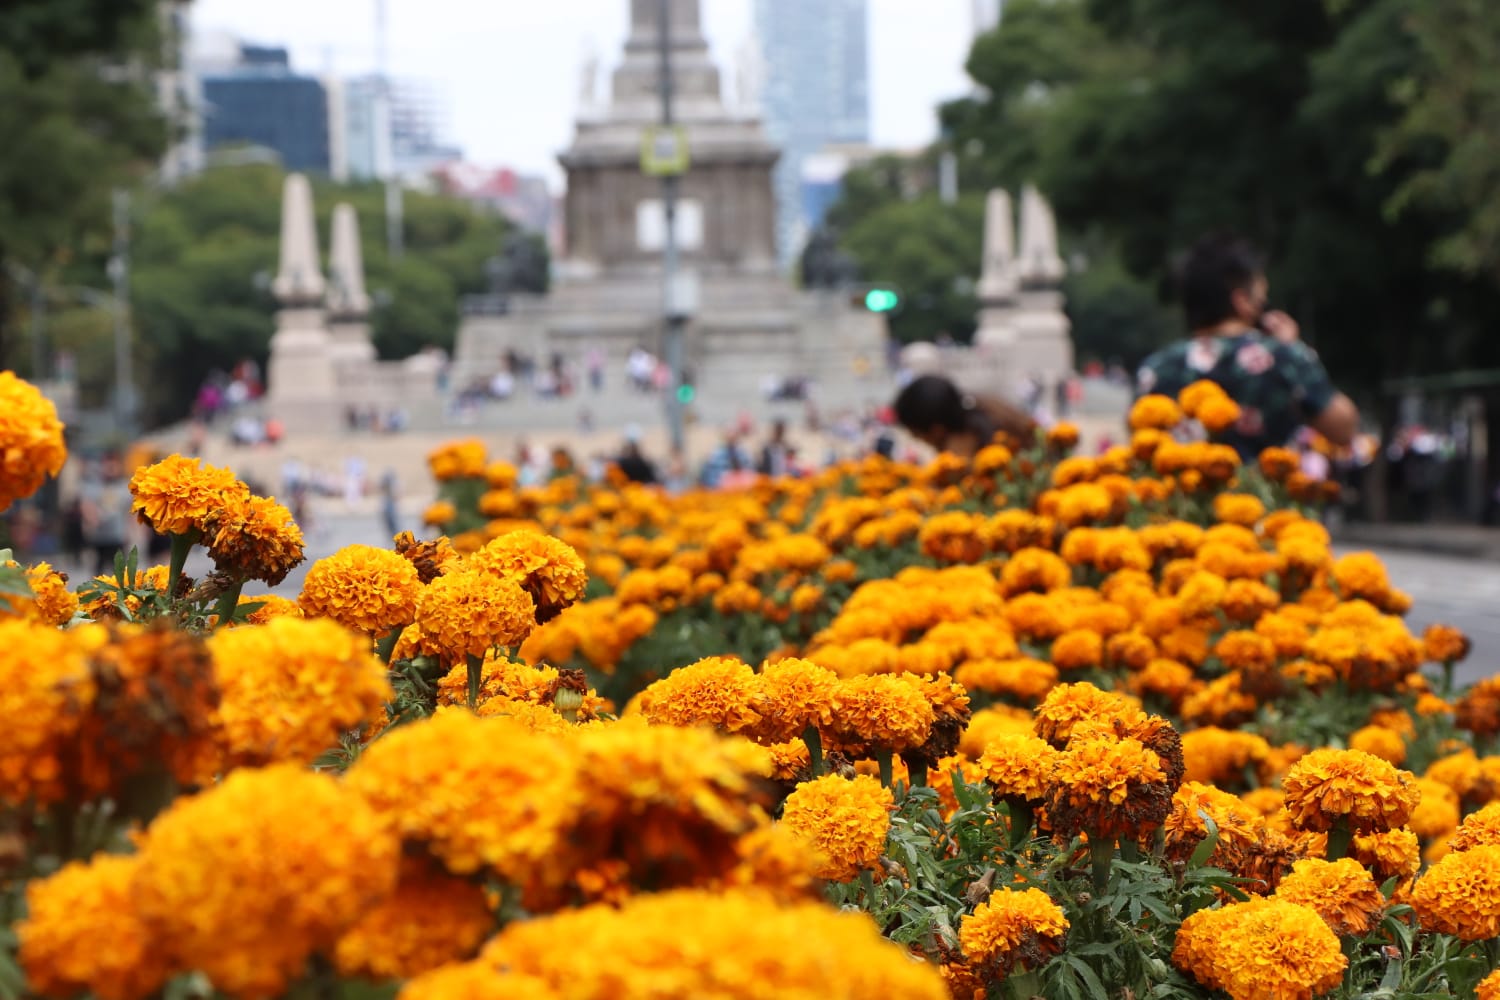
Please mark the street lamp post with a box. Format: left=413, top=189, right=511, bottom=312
left=110, top=189, right=135, bottom=435
left=657, top=0, right=686, bottom=456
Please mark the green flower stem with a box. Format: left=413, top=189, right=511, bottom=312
left=1005, top=966, right=1042, bottom=1000
left=1090, top=834, right=1116, bottom=894
left=907, top=758, right=928, bottom=789
left=166, top=530, right=199, bottom=598
left=1325, top=820, right=1353, bottom=862
left=374, top=629, right=402, bottom=665
left=466, top=653, right=484, bottom=709
left=211, top=579, right=244, bottom=628
left=803, top=725, right=824, bottom=777
left=1007, top=800, right=1034, bottom=851
left=876, top=749, right=894, bottom=788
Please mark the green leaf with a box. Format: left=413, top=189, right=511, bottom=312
left=1061, top=955, right=1110, bottom=1000
left=1186, top=811, right=1221, bottom=870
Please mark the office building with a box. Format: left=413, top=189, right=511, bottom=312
left=753, top=0, right=869, bottom=262
left=331, top=75, right=460, bottom=182
left=200, top=44, right=330, bottom=172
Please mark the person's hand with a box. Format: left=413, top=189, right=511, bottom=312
left=1260, top=310, right=1300, bottom=345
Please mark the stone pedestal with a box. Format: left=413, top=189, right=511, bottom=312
left=266, top=307, right=340, bottom=426
left=329, top=320, right=377, bottom=366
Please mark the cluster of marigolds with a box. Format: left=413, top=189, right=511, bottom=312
left=3, top=367, right=1500, bottom=1000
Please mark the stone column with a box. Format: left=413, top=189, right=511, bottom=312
left=266, top=173, right=340, bottom=427
left=973, top=189, right=1020, bottom=388
left=1012, top=186, right=1075, bottom=384
left=326, top=203, right=376, bottom=367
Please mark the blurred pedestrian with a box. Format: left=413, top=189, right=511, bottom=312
left=893, top=375, right=1038, bottom=459
left=78, top=453, right=131, bottom=576
left=757, top=419, right=792, bottom=477
left=615, top=439, right=659, bottom=485
left=1135, top=233, right=1359, bottom=458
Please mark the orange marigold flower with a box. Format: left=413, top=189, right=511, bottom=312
left=827, top=674, right=935, bottom=755
left=1281, top=748, right=1419, bottom=834
left=779, top=773, right=893, bottom=882
left=1049, top=628, right=1103, bottom=671
left=208, top=616, right=391, bottom=767
left=1330, top=552, right=1392, bottom=603
left=999, top=547, right=1072, bottom=596
left=1212, top=493, right=1266, bottom=527
left=1410, top=844, right=1500, bottom=940
left=1423, top=623, right=1471, bottom=663
left=978, top=732, right=1059, bottom=803
left=1259, top=446, right=1300, bottom=481
left=345, top=712, right=584, bottom=883
left=1045, top=735, right=1172, bottom=841
left=1349, top=724, right=1406, bottom=766
left=133, top=765, right=400, bottom=999
left=1456, top=677, right=1500, bottom=741
left=299, top=543, right=423, bottom=635
left=202, top=492, right=305, bottom=586
left=1350, top=827, right=1421, bottom=883
left=1, top=561, right=78, bottom=626
left=333, top=856, right=494, bottom=981
left=959, top=887, right=1068, bottom=976
left=1046, top=422, right=1080, bottom=451
left=1175, top=898, right=1345, bottom=1000
left=1449, top=802, right=1500, bottom=853
left=918, top=511, right=989, bottom=564
left=1032, top=681, right=1141, bottom=748
left=128, top=454, right=248, bottom=537
left=1181, top=727, right=1270, bottom=788
left=954, top=656, right=1062, bottom=704
left=1128, top=394, right=1184, bottom=431
left=414, top=567, right=537, bottom=663
left=423, top=500, right=457, bottom=527
left=469, top=530, right=588, bottom=623
left=0, top=621, right=95, bottom=806
left=428, top=439, right=487, bottom=480
left=1273, top=857, right=1385, bottom=936
left=748, top=657, right=839, bottom=744
left=636, top=656, right=762, bottom=735
left=0, top=372, right=67, bottom=511
left=17, top=853, right=168, bottom=1000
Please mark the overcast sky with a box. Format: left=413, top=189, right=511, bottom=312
left=190, top=0, right=980, bottom=187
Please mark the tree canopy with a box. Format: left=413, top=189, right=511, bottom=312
left=125, top=164, right=531, bottom=426
left=937, top=0, right=1500, bottom=393
left=820, top=0, right=1500, bottom=388
left=0, top=0, right=167, bottom=370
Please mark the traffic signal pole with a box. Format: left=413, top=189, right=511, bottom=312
left=657, top=0, right=687, bottom=457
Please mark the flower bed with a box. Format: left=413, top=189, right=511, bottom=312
left=2, top=369, right=1499, bottom=1000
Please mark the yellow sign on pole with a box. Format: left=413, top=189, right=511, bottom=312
left=641, top=125, right=690, bottom=176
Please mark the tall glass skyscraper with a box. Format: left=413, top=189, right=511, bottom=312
left=753, top=0, right=869, bottom=263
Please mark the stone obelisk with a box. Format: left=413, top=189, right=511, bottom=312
left=972, top=189, right=1020, bottom=386
left=326, top=203, right=376, bottom=365
left=1012, top=186, right=1074, bottom=388
left=265, top=173, right=339, bottom=426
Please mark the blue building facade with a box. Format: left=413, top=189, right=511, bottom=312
left=754, top=0, right=869, bottom=263
left=201, top=46, right=330, bottom=172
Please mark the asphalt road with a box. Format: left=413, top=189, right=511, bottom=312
left=1349, top=547, right=1500, bottom=687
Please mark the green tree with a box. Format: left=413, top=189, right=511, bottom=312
left=0, top=0, right=167, bottom=372
left=1379, top=0, right=1500, bottom=283
left=1064, top=245, right=1179, bottom=368
left=945, top=0, right=1500, bottom=396
left=128, top=164, right=526, bottom=426
left=840, top=194, right=985, bottom=344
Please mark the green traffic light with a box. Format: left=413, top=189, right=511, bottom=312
left=676, top=384, right=696, bottom=404
left=865, top=288, right=900, bottom=312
